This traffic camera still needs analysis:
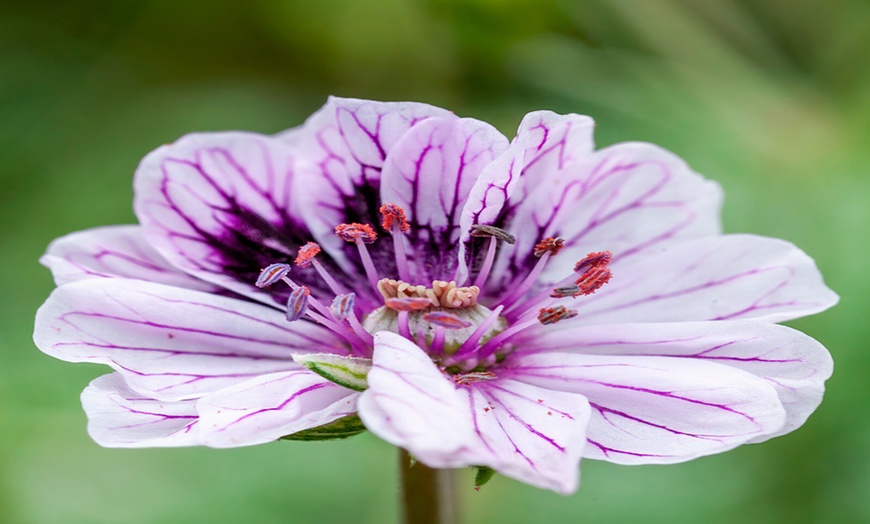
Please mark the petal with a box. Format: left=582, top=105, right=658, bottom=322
left=491, top=141, right=723, bottom=295
left=197, top=370, right=359, bottom=448
left=358, top=332, right=477, bottom=465
left=81, top=373, right=199, bottom=448
left=380, top=116, right=509, bottom=281
left=568, top=234, right=839, bottom=324
left=133, top=131, right=342, bottom=306
left=508, top=348, right=787, bottom=465
left=40, top=225, right=220, bottom=292
left=457, top=379, right=590, bottom=494
left=34, top=278, right=341, bottom=401
left=289, top=98, right=452, bottom=285
left=525, top=320, right=832, bottom=442
left=358, top=333, right=590, bottom=494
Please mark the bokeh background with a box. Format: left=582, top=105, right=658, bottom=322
left=1, top=0, right=866, bottom=522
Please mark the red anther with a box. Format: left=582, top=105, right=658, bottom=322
left=534, top=237, right=565, bottom=257
left=379, top=204, right=410, bottom=232
left=538, top=305, right=578, bottom=325
left=575, top=266, right=612, bottom=295
left=385, top=297, right=432, bottom=312
left=294, top=242, right=321, bottom=268
left=470, top=224, right=516, bottom=244
left=422, top=311, right=473, bottom=330
left=335, top=223, right=377, bottom=244
left=453, top=371, right=497, bottom=385
left=574, top=251, right=612, bottom=273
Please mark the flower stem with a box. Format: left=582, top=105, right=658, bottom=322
left=399, top=448, right=459, bottom=524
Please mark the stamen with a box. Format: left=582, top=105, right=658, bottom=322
left=574, top=251, right=612, bottom=273
left=294, top=242, right=321, bottom=268
left=335, top=223, right=380, bottom=292
left=285, top=286, right=310, bottom=322
left=453, top=371, right=497, bottom=385
left=335, top=223, right=377, bottom=243
left=397, top=310, right=412, bottom=339
left=498, top=251, right=554, bottom=311
left=379, top=204, right=410, bottom=232
left=380, top=204, right=413, bottom=282
left=256, top=263, right=291, bottom=288
left=470, top=224, right=516, bottom=244
left=505, top=250, right=614, bottom=320
left=534, top=237, right=565, bottom=257
left=330, top=293, right=356, bottom=321
left=422, top=311, right=473, bottom=329
left=450, top=305, right=505, bottom=359
left=550, top=284, right=582, bottom=298
left=573, top=251, right=613, bottom=295
left=385, top=297, right=432, bottom=312
left=576, top=266, right=612, bottom=295
left=470, top=225, right=518, bottom=290
left=430, top=326, right=446, bottom=355
left=537, top=305, right=578, bottom=325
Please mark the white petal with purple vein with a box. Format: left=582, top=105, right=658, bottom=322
left=456, top=379, right=590, bottom=494
left=41, top=225, right=220, bottom=292
left=509, top=349, right=787, bottom=464
left=34, top=278, right=339, bottom=401
left=525, top=320, right=832, bottom=442
left=380, top=116, right=508, bottom=281
left=567, top=234, right=839, bottom=324
left=198, top=370, right=359, bottom=448
left=358, top=332, right=477, bottom=466
left=82, top=373, right=199, bottom=447
left=134, top=131, right=316, bottom=306
left=501, top=142, right=723, bottom=293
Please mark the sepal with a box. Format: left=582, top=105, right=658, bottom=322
left=473, top=466, right=496, bottom=490
left=280, top=413, right=367, bottom=441
left=293, top=353, right=372, bottom=391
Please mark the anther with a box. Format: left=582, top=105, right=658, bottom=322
left=453, top=371, right=497, bottom=385
left=256, top=263, right=291, bottom=288
left=379, top=204, right=413, bottom=281
left=534, top=237, right=565, bottom=257
left=294, top=242, right=321, bottom=268
left=422, top=311, right=474, bottom=330
left=286, top=286, right=310, bottom=322
left=330, top=293, right=356, bottom=321
left=573, top=251, right=613, bottom=296
left=538, top=305, right=578, bottom=325
left=550, top=284, right=582, bottom=298
left=380, top=204, right=410, bottom=232
left=385, top=297, right=432, bottom=312
left=470, top=224, right=516, bottom=244
left=335, top=223, right=377, bottom=244
left=574, top=251, right=612, bottom=273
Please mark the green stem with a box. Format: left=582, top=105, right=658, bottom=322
left=399, top=448, right=459, bottom=524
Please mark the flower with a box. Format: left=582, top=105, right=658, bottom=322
left=34, top=97, right=837, bottom=494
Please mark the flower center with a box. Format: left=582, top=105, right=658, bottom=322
left=363, top=279, right=508, bottom=357
left=255, top=204, right=613, bottom=373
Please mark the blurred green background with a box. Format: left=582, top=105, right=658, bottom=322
left=1, top=0, right=866, bottom=522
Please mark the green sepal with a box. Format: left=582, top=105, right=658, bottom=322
left=473, top=466, right=496, bottom=489
left=292, top=353, right=371, bottom=391
left=280, top=414, right=367, bottom=441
